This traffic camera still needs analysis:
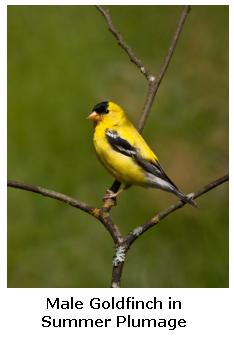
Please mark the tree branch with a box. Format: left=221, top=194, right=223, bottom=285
left=137, top=5, right=191, bottom=131
left=7, top=179, right=122, bottom=244
left=7, top=180, right=95, bottom=214
left=96, top=5, right=151, bottom=80
left=126, top=174, right=229, bottom=246
left=96, top=5, right=191, bottom=132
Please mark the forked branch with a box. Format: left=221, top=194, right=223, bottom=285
left=8, top=174, right=229, bottom=289
left=96, top=5, right=191, bottom=131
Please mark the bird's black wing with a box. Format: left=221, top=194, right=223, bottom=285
left=105, top=129, right=178, bottom=189
left=105, top=129, right=137, bottom=157
left=135, top=156, right=179, bottom=189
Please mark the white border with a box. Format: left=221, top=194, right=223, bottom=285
left=2, top=0, right=232, bottom=5
left=0, top=2, right=7, bottom=291
left=229, top=2, right=232, bottom=290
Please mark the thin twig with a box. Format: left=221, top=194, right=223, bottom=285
left=96, top=5, right=151, bottom=80
left=96, top=5, right=191, bottom=132
left=7, top=180, right=95, bottom=214
left=111, top=261, right=125, bottom=288
left=100, top=208, right=123, bottom=244
left=7, top=179, right=122, bottom=244
left=137, top=5, right=191, bottom=131
left=126, top=174, right=229, bottom=246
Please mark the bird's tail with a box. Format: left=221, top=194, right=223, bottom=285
left=174, top=189, right=198, bottom=208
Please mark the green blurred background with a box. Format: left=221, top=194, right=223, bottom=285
left=8, top=5, right=228, bottom=288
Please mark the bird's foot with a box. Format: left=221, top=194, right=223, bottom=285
left=103, top=189, right=118, bottom=201
left=103, top=188, right=123, bottom=201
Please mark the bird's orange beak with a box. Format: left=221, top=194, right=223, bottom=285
left=87, top=111, right=101, bottom=121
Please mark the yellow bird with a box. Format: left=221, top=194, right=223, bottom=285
left=88, top=101, right=196, bottom=207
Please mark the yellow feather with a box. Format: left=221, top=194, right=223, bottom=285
left=92, top=102, right=158, bottom=186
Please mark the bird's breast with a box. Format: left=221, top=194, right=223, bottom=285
left=93, top=125, right=146, bottom=185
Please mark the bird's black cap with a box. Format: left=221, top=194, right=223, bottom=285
left=92, top=101, right=109, bottom=114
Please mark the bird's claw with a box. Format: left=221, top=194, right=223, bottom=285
left=103, top=189, right=118, bottom=201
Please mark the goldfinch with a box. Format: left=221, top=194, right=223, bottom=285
left=88, top=101, right=196, bottom=207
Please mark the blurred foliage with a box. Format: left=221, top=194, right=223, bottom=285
left=8, top=5, right=228, bottom=287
